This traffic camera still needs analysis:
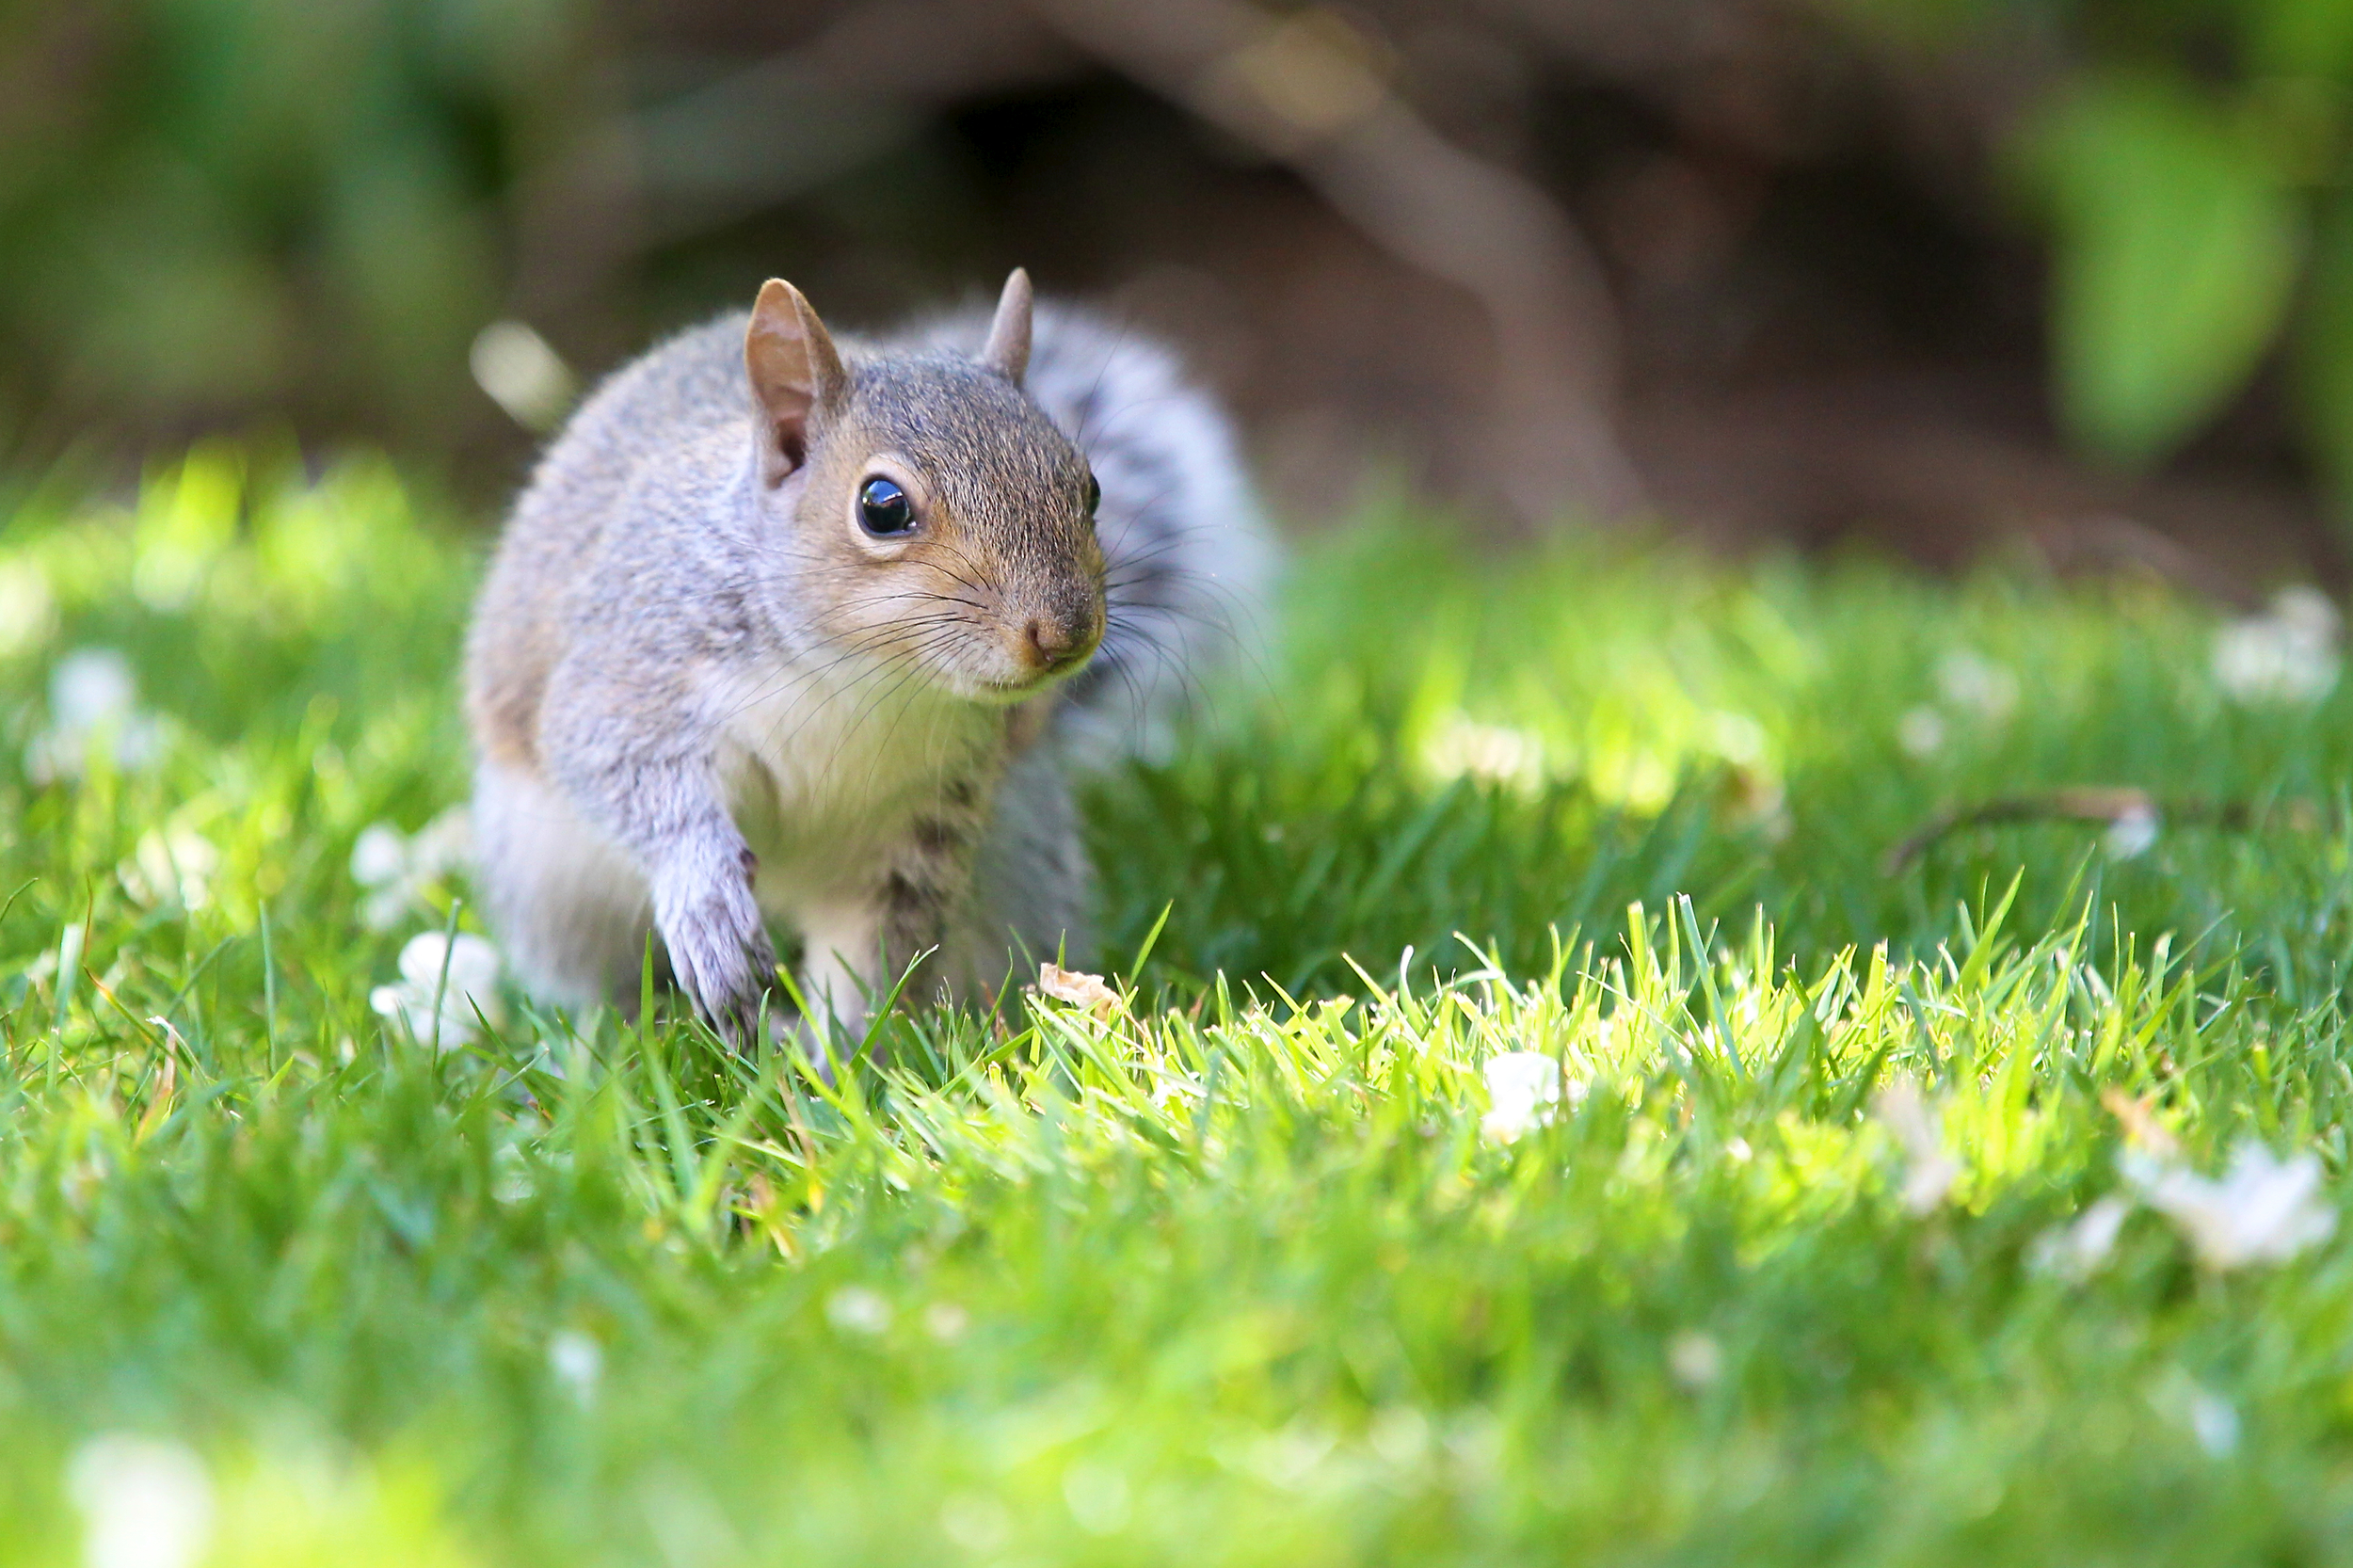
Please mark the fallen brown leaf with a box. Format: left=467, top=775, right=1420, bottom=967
left=2101, top=1087, right=2182, bottom=1159
left=1036, top=962, right=1120, bottom=1017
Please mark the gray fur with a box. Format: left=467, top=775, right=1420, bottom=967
left=464, top=280, right=1267, bottom=1052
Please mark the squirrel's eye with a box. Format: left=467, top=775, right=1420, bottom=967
left=857, top=475, right=915, bottom=537
left=1085, top=473, right=1101, bottom=515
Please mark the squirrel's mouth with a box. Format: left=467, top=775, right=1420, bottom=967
left=899, top=609, right=1101, bottom=705
left=973, top=660, right=1092, bottom=702
left=964, top=614, right=1101, bottom=700
left=971, top=648, right=1098, bottom=704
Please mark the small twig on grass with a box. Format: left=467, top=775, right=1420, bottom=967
left=1883, top=787, right=2323, bottom=875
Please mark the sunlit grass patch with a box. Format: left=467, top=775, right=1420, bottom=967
left=4, top=451, right=2353, bottom=1562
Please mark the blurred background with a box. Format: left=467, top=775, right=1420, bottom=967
left=6, top=0, right=2353, bottom=590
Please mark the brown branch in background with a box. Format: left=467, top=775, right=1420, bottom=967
left=626, top=1, right=1083, bottom=253
left=505, top=14, right=644, bottom=355
left=1018, top=0, right=1648, bottom=526
left=1882, top=787, right=2325, bottom=876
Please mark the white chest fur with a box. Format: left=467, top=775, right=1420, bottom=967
left=709, top=652, right=1002, bottom=901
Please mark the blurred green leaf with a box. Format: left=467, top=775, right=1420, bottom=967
left=2250, top=0, right=2353, bottom=78
left=2297, top=196, right=2353, bottom=520
left=327, top=135, right=499, bottom=432
left=2023, top=73, right=2305, bottom=467
left=0, top=0, right=587, bottom=457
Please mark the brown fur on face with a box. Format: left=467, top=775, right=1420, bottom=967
left=770, top=342, right=1107, bottom=701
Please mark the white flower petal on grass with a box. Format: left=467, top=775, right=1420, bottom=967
left=52, top=648, right=138, bottom=731
left=1899, top=1155, right=1961, bottom=1214
left=2105, top=805, right=2161, bottom=861
left=2027, top=1194, right=2133, bottom=1281
left=2272, top=584, right=2342, bottom=643
left=29, top=648, right=168, bottom=783
left=1481, top=1051, right=1568, bottom=1144
left=368, top=984, right=485, bottom=1049
left=409, top=807, right=473, bottom=876
left=359, top=888, right=410, bottom=935
left=1667, top=1332, right=1722, bottom=1389
left=349, top=824, right=409, bottom=888
left=825, top=1287, right=892, bottom=1336
left=67, top=1434, right=215, bottom=1568
left=2123, top=1142, right=2336, bottom=1270
left=1897, top=706, right=1946, bottom=758
left=371, top=931, right=505, bottom=1048
left=399, top=931, right=502, bottom=997
left=120, top=829, right=220, bottom=910
left=1422, top=715, right=1547, bottom=792
left=349, top=808, right=473, bottom=931
left=2214, top=586, right=2341, bottom=706
left=1935, top=649, right=2019, bottom=723
left=1872, top=1081, right=1961, bottom=1214
left=2189, top=1389, right=2241, bottom=1458
left=23, top=728, right=72, bottom=784
left=548, top=1330, right=603, bottom=1407
left=2213, top=621, right=2336, bottom=704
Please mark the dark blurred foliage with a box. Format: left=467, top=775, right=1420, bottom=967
left=4, top=0, right=2352, bottom=577
left=0, top=0, right=598, bottom=460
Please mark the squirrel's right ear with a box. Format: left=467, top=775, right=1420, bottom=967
left=744, top=279, right=847, bottom=485
left=978, top=268, right=1032, bottom=385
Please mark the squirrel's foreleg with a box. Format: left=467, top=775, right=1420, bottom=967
left=540, top=668, right=779, bottom=1048
left=648, top=826, right=778, bottom=1048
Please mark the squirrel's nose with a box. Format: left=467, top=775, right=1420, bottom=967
left=1023, top=615, right=1090, bottom=671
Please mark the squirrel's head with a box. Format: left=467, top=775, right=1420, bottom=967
left=742, top=270, right=1106, bottom=704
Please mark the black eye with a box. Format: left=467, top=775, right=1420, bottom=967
left=1085, top=473, right=1101, bottom=515
left=858, top=475, right=915, bottom=537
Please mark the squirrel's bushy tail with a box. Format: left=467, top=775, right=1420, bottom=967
left=918, top=302, right=1274, bottom=756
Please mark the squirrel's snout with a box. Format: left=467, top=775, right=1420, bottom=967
left=1018, top=610, right=1097, bottom=673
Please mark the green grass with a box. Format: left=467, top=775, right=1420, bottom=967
left=7, top=446, right=2353, bottom=1563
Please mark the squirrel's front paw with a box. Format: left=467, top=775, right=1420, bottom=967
left=652, top=849, right=776, bottom=1048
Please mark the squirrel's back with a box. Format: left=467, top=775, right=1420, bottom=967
left=466, top=315, right=755, bottom=772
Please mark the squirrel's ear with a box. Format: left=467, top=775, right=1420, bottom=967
left=744, top=279, right=846, bottom=485
left=978, top=268, right=1032, bottom=386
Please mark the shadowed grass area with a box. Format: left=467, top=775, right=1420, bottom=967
left=4, top=449, right=2353, bottom=1563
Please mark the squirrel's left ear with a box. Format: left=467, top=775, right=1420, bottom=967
left=745, top=279, right=848, bottom=486
left=979, top=268, right=1032, bottom=386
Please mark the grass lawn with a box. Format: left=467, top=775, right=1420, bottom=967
left=8, top=445, right=2353, bottom=1564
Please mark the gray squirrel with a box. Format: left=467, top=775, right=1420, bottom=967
left=463, top=270, right=1267, bottom=1048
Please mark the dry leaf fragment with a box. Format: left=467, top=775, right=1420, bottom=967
left=1037, top=963, right=1120, bottom=1017
left=2101, top=1087, right=2181, bottom=1159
